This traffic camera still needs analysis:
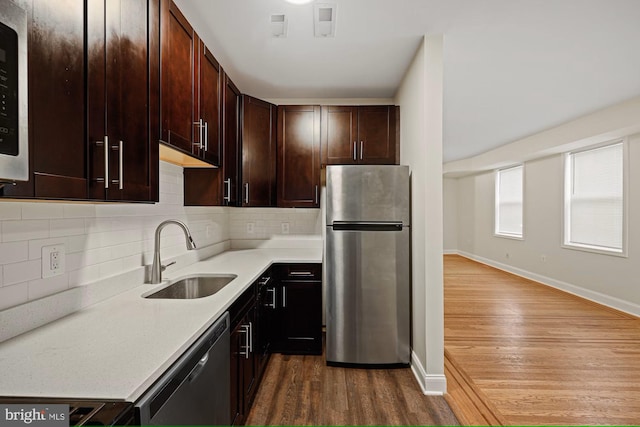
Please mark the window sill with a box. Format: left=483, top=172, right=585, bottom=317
left=494, top=233, right=524, bottom=241
left=562, top=242, right=627, bottom=258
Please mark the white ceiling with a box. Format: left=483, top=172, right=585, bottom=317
left=175, top=0, right=640, bottom=162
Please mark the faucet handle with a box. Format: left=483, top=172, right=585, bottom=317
left=161, top=261, right=176, bottom=272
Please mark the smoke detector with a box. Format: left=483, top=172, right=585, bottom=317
left=314, top=4, right=336, bottom=38
left=271, top=14, right=288, bottom=37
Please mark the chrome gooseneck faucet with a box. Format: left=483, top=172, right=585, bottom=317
left=150, top=220, right=196, bottom=284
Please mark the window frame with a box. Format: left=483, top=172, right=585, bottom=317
left=494, top=164, right=525, bottom=240
left=562, top=139, right=628, bottom=257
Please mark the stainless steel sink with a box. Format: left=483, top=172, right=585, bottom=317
left=145, top=274, right=237, bottom=299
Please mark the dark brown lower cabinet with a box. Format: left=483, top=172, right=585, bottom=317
left=272, top=263, right=323, bottom=355
left=229, top=281, right=257, bottom=426
left=228, top=264, right=321, bottom=425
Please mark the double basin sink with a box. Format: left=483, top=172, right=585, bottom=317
left=145, top=274, right=237, bottom=299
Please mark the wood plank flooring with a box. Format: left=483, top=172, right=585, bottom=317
left=444, top=254, right=640, bottom=425
left=246, top=350, right=459, bottom=426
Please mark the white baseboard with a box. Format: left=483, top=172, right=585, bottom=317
left=443, top=249, right=458, bottom=255
left=453, top=250, right=640, bottom=318
left=411, top=351, right=447, bottom=395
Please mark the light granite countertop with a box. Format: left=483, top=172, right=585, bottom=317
left=0, top=247, right=322, bottom=402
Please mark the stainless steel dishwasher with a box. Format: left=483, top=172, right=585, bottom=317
left=136, top=312, right=230, bottom=425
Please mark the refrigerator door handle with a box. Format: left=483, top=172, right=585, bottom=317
left=331, top=221, right=403, bottom=231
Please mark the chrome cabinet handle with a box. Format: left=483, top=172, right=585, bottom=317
left=193, top=119, right=204, bottom=149
left=204, top=121, right=208, bottom=151
left=289, top=271, right=314, bottom=277
left=315, top=185, right=318, bottom=205
left=118, top=140, right=123, bottom=190
left=244, top=183, right=249, bottom=204
left=266, top=287, right=276, bottom=309
left=105, top=136, right=109, bottom=189
left=360, top=141, right=363, bottom=160
left=223, top=179, right=231, bottom=202
left=258, top=276, right=271, bottom=286
left=353, top=141, right=356, bottom=161
left=282, top=287, right=287, bottom=308
left=240, top=324, right=250, bottom=359
left=95, top=136, right=109, bottom=189
left=248, top=321, right=253, bottom=353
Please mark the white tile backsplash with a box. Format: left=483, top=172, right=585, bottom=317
left=0, top=282, right=28, bottom=311
left=22, top=203, right=64, bottom=220
left=2, top=219, right=50, bottom=242
left=228, top=207, right=321, bottom=239
left=0, top=241, right=29, bottom=265
left=3, top=259, right=41, bottom=286
left=0, top=160, right=322, bottom=318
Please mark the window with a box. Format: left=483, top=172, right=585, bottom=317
left=564, top=141, right=626, bottom=255
left=495, top=165, right=524, bottom=238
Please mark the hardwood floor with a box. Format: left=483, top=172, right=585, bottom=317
left=444, top=254, right=640, bottom=425
left=246, top=350, right=459, bottom=426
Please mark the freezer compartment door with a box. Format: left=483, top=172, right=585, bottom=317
left=326, top=165, right=410, bottom=225
left=326, top=226, right=410, bottom=365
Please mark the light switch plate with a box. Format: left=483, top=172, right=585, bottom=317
left=42, top=244, right=66, bottom=278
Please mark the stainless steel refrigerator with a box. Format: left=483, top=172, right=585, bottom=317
left=325, top=165, right=410, bottom=366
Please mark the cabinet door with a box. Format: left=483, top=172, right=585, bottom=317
left=255, top=274, right=275, bottom=379
left=88, top=0, right=154, bottom=202
left=197, top=44, right=221, bottom=166
left=28, top=0, right=86, bottom=198
left=241, top=96, right=276, bottom=207
left=322, top=106, right=357, bottom=165
left=277, top=105, right=321, bottom=208
left=357, top=106, right=397, bottom=165
left=242, top=306, right=257, bottom=411
left=222, top=75, right=241, bottom=206
left=229, top=321, right=243, bottom=426
left=160, top=0, right=196, bottom=154
left=279, top=281, right=322, bottom=354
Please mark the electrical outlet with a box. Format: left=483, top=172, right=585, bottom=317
left=42, top=244, right=66, bottom=278
left=246, top=222, right=255, bottom=234
left=281, top=222, right=290, bottom=234
left=540, top=254, right=547, bottom=262
left=505, top=252, right=510, bottom=259
left=206, top=225, right=212, bottom=238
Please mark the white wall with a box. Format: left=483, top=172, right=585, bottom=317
left=448, top=132, right=640, bottom=315
left=443, top=178, right=458, bottom=252
left=395, top=35, right=446, bottom=394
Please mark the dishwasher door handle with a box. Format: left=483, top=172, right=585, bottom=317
left=187, top=352, right=210, bottom=383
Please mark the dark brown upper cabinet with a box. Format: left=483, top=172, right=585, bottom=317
left=222, top=75, right=242, bottom=206
left=196, top=43, right=222, bottom=166
left=160, top=1, right=195, bottom=154
left=1, top=0, right=86, bottom=199
left=240, top=95, right=276, bottom=207
left=160, top=0, right=220, bottom=167
left=87, top=0, right=159, bottom=202
left=183, top=72, right=240, bottom=207
left=321, top=105, right=398, bottom=166
left=277, top=105, right=321, bottom=208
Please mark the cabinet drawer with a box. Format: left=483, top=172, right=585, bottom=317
left=276, top=263, right=321, bottom=281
